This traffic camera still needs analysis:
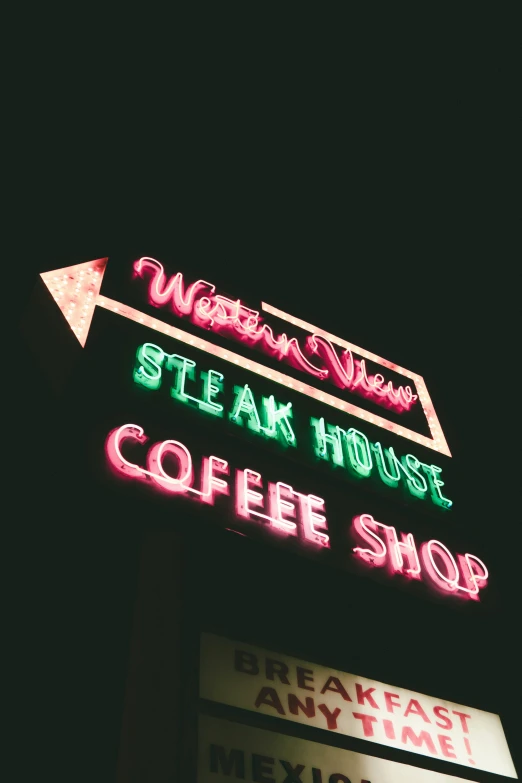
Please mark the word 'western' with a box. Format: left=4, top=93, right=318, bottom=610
left=134, top=257, right=417, bottom=413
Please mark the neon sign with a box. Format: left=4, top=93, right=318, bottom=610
left=134, top=343, right=451, bottom=509
left=106, top=423, right=330, bottom=548
left=311, top=417, right=452, bottom=509
left=134, top=257, right=418, bottom=413
left=134, top=343, right=296, bottom=447
left=352, top=514, right=488, bottom=600
left=40, top=257, right=451, bottom=456
left=105, top=424, right=487, bottom=601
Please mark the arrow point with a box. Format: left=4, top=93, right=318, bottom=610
left=40, top=258, right=108, bottom=346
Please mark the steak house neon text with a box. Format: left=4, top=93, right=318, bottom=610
left=134, top=343, right=451, bottom=509
left=105, top=424, right=487, bottom=600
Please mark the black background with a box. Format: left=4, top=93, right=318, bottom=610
left=10, top=19, right=520, bottom=782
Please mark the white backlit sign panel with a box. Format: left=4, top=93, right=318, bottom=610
left=198, top=714, right=473, bottom=782
left=200, top=633, right=517, bottom=778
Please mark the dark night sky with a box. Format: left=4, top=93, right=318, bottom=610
left=10, top=25, right=520, bottom=783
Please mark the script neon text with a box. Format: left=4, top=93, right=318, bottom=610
left=134, top=257, right=417, bottom=414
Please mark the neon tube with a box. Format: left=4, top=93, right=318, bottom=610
left=97, top=296, right=450, bottom=455
left=263, top=301, right=450, bottom=457
left=352, top=518, right=489, bottom=599
left=135, top=260, right=417, bottom=413
left=40, top=257, right=451, bottom=456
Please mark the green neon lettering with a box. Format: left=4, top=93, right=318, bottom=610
left=200, top=370, right=224, bottom=416
left=132, top=342, right=452, bottom=512
left=372, top=442, right=401, bottom=487
left=422, top=463, right=453, bottom=509
left=229, top=384, right=263, bottom=432
left=230, top=385, right=295, bottom=443
left=133, top=343, right=165, bottom=390
left=167, top=354, right=201, bottom=404
left=401, top=453, right=428, bottom=498
left=379, top=448, right=428, bottom=499
left=261, top=395, right=296, bottom=446
left=167, top=355, right=223, bottom=417
left=309, top=416, right=451, bottom=510
left=310, top=417, right=344, bottom=466
left=346, top=428, right=373, bottom=478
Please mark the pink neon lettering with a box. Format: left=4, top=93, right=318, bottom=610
left=106, top=425, right=485, bottom=603
left=268, top=482, right=298, bottom=535
left=106, top=424, right=201, bottom=496
left=201, top=456, right=229, bottom=504
left=134, top=257, right=214, bottom=313
left=307, top=335, right=417, bottom=410
left=147, top=440, right=194, bottom=493
left=352, top=514, right=388, bottom=566
left=457, top=553, right=489, bottom=600
left=193, top=296, right=215, bottom=327
left=297, top=493, right=330, bottom=547
left=107, top=427, right=333, bottom=549
left=107, top=428, right=333, bottom=551
left=106, top=424, right=149, bottom=478
left=396, top=532, right=422, bottom=577
left=421, top=540, right=460, bottom=592
left=134, top=258, right=418, bottom=413
left=352, top=517, right=489, bottom=601
left=236, top=469, right=266, bottom=520
left=382, top=527, right=421, bottom=579
left=307, top=335, right=355, bottom=387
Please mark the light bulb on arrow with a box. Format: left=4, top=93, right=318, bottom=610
left=40, top=257, right=109, bottom=347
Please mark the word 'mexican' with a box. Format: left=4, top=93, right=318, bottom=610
left=105, top=424, right=487, bottom=601
left=209, top=744, right=370, bottom=783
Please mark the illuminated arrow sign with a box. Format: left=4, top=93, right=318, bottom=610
left=40, top=257, right=451, bottom=457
